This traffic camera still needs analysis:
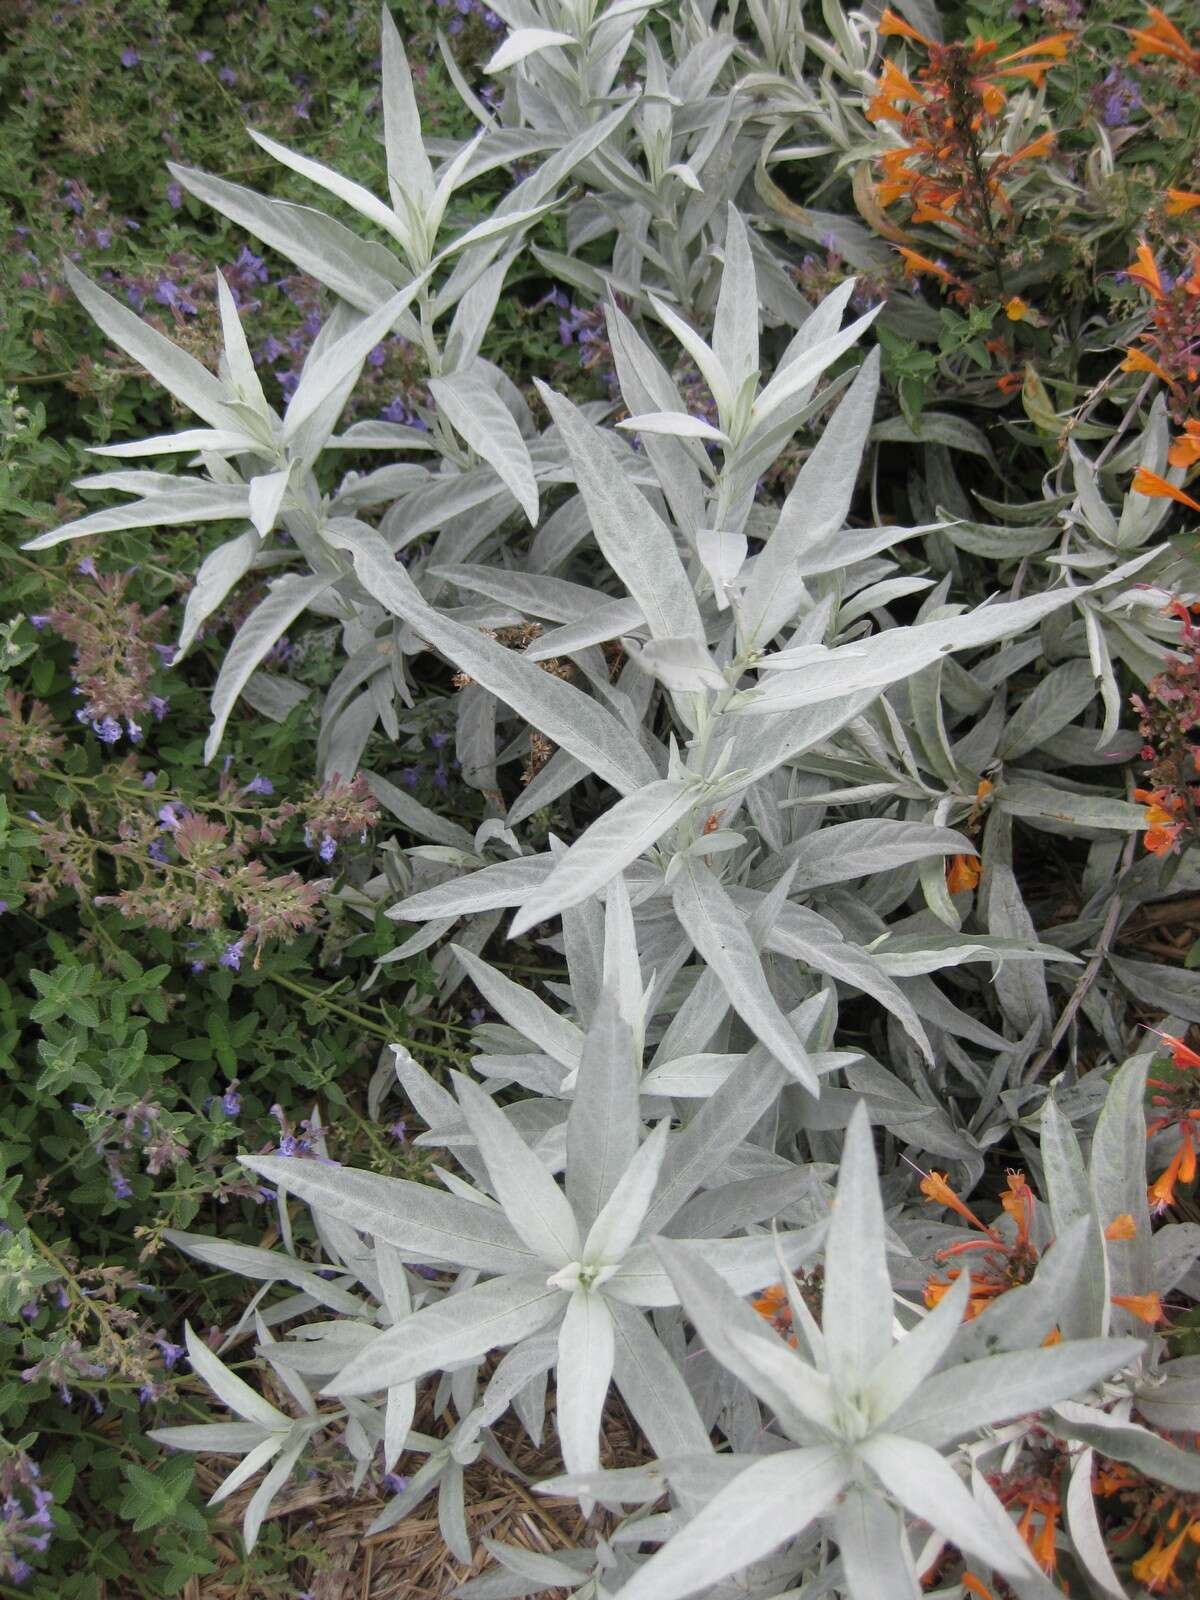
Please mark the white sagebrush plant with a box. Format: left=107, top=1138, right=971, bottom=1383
left=20, top=4, right=1200, bottom=1592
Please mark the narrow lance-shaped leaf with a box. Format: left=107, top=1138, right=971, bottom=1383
left=429, top=370, right=539, bottom=525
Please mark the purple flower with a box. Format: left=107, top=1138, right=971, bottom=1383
left=276, top=368, right=300, bottom=400
left=294, top=94, right=313, bottom=119
left=221, top=1085, right=242, bottom=1116
left=95, top=717, right=122, bottom=745
left=142, top=771, right=157, bottom=787
left=149, top=695, right=169, bottom=721
left=389, top=1119, right=407, bottom=1142
left=195, top=48, right=214, bottom=63
left=367, top=343, right=386, bottom=367
left=219, top=939, right=244, bottom=972
left=236, top=245, right=268, bottom=283
left=429, top=730, right=451, bottom=749
left=433, top=765, right=449, bottom=791
left=155, top=1334, right=185, bottom=1369
left=111, top=1170, right=133, bottom=1200
left=157, top=803, right=182, bottom=830
left=125, top=717, right=142, bottom=743
left=400, top=766, right=420, bottom=789
left=383, top=1472, right=410, bottom=1493
left=382, top=396, right=411, bottom=424
left=167, top=181, right=183, bottom=210
left=94, top=228, right=112, bottom=249
left=155, top=276, right=197, bottom=315
left=259, top=334, right=286, bottom=363
left=126, top=282, right=146, bottom=309
left=190, top=960, right=206, bottom=974
left=29, top=615, right=49, bottom=630
left=244, top=774, right=274, bottom=796
left=483, top=9, right=502, bottom=29
left=302, top=309, right=322, bottom=339
left=448, top=17, right=463, bottom=34
left=468, top=1007, right=486, bottom=1026
left=218, top=65, right=237, bottom=86
left=120, top=47, right=140, bottom=68
left=78, top=556, right=97, bottom=578
left=0, top=902, right=8, bottom=917
left=147, top=838, right=169, bottom=865
left=318, top=834, right=337, bottom=863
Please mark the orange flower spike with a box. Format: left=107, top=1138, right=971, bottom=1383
left=919, top=1170, right=999, bottom=1237
left=961, top=1576, right=995, bottom=1600
left=1008, top=131, right=1056, bottom=164
left=947, top=854, right=982, bottom=893
left=996, top=33, right=1074, bottom=67
left=1105, top=1213, right=1138, bottom=1241
left=1132, top=1521, right=1193, bottom=1591
left=1111, top=1290, right=1165, bottom=1324
left=1000, top=1171, right=1034, bottom=1243
left=1132, top=467, right=1200, bottom=513
left=1032, top=1505, right=1059, bottom=1572
left=1150, top=1142, right=1188, bottom=1213
left=1180, top=1124, right=1197, bottom=1185
left=1166, top=189, right=1200, bottom=216
left=1128, top=7, right=1200, bottom=72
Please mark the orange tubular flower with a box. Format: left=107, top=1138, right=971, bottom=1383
left=878, top=8, right=934, bottom=47
left=1167, top=189, right=1200, bottom=216
left=1151, top=1030, right=1200, bottom=1070
left=1169, top=419, right=1200, bottom=467
left=947, top=853, right=981, bottom=893
left=1131, top=1521, right=1196, bottom=1590
left=919, top=1170, right=998, bottom=1235
left=1128, top=7, right=1200, bottom=74
left=1122, top=347, right=1177, bottom=385
left=961, top=1576, right=995, bottom=1600
left=1128, top=240, right=1167, bottom=298
left=1132, top=467, right=1200, bottom=513
left=896, top=246, right=953, bottom=283
left=1135, top=786, right=1185, bottom=856
left=1111, top=1290, right=1165, bottom=1324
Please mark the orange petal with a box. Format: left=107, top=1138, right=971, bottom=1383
left=1122, top=347, right=1176, bottom=385
left=1132, top=466, right=1200, bottom=511
left=947, top=853, right=982, bottom=893
left=1105, top=1213, right=1137, bottom=1241
left=1006, top=296, right=1030, bottom=321
left=878, top=7, right=933, bottom=46
left=896, top=246, right=953, bottom=283
left=1128, top=240, right=1165, bottom=298
left=1166, top=189, right=1200, bottom=215
left=1111, top=1290, right=1164, bottom=1324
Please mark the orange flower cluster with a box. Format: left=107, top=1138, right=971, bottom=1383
left=990, top=1444, right=1068, bottom=1576
left=1128, top=7, right=1200, bottom=75
left=919, top=1170, right=1162, bottom=1324
left=1094, top=1456, right=1200, bottom=1592
left=1136, top=786, right=1188, bottom=857
left=1146, top=1031, right=1200, bottom=1213
left=867, top=10, right=1067, bottom=286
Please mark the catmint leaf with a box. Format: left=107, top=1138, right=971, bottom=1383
left=672, top=859, right=818, bottom=1093
left=451, top=1073, right=582, bottom=1267
left=429, top=370, right=539, bottom=525
left=326, top=1272, right=566, bottom=1395
left=556, top=1289, right=616, bottom=1477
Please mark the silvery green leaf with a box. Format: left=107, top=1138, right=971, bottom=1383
left=181, top=1323, right=290, bottom=1432
left=617, top=413, right=729, bottom=444
left=390, top=857, right=551, bottom=922
left=207, top=1434, right=286, bottom=1507
left=1039, top=1098, right=1108, bottom=1338
left=639, top=1053, right=744, bottom=1096
left=950, top=1219, right=1095, bottom=1363
left=247, top=468, right=291, bottom=537
left=997, top=659, right=1098, bottom=760
left=556, top=1289, right=616, bottom=1477
left=380, top=5, right=433, bottom=212
left=883, top=1339, right=1144, bottom=1449
left=641, top=1053, right=787, bottom=1236
left=452, top=1073, right=581, bottom=1266
left=205, top=572, right=335, bottom=763
left=243, top=1425, right=309, bottom=1550
left=566, top=994, right=640, bottom=1232
left=452, top=947, right=583, bottom=1069
left=647, top=294, right=734, bottom=422
left=833, top=1487, right=919, bottom=1600
left=215, top=270, right=270, bottom=415
left=608, top=1299, right=710, bottom=1458
left=167, top=163, right=406, bottom=313
left=62, top=260, right=231, bottom=430
left=866, top=1272, right=969, bottom=1425
left=536, top=383, right=704, bottom=645
left=584, top=1121, right=670, bottom=1266
left=1088, top=1054, right=1154, bottom=1332
left=671, top=859, right=818, bottom=1094
left=613, top=1447, right=847, bottom=1600
left=367, top=770, right=478, bottom=854
left=821, top=1102, right=894, bottom=1396
left=1050, top=1401, right=1200, bottom=1491
left=240, top=1154, right=537, bottom=1272
left=429, top=371, right=539, bottom=525
left=87, top=428, right=258, bottom=458
left=751, top=305, right=881, bottom=426
left=147, top=1421, right=272, bottom=1455
left=653, top=1237, right=836, bottom=1438
left=606, top=1228, right=824, bottom=1309
left=858, top=1434, right=1035, bottom=1581
left=712, top=206, right=759, bottom=395
left=283, top=279, right=428, bottom=441
left=870, top=412, right=996, bottom=467
left=486, top=28, right=576, bottom=72
left=247, top=127, right=408, bottom=249
left=323, top=522, right=657, bottom=794
left=632, top=638, right=727, bottom=693
left=778, top=819, right=967, bottom=891
left=328, top=1272, right=565, bottom=1395
left=1109, top=956, right=1200, bottom=1022
left=1064, top=1447, right=1126, bottom=1599
left=176, top=529, right=260, bottom=659
left=23, top=482, right=253, bottom=550
left=163, top=1230, right=362, bottom=1315
left=510, top=782, right=694, bottom=939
